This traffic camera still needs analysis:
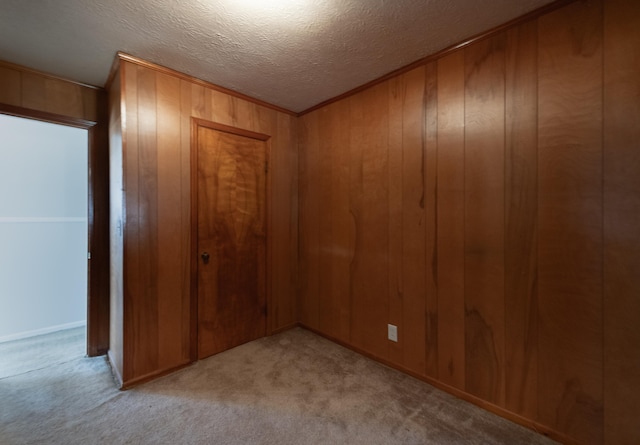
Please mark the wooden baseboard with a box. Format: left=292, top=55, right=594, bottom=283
left=298, top=323, right=578, bottom=445
left=118, top=361, right=194, bottom=390
left=269, top=322, right=301, bottom=336
left=106, top=349, right=124, bottom=389
left=106, top=350, right=192, bottom=391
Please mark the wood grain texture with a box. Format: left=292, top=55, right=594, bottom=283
left=318, top=106, right=337, bottom=338
left=196, top=125, right=267, bottom=358
left=102, top=1, right=638, bottom=441
left=401, top=67, right=427, bottom=375
left=132, top=66, right=160, bottom=378
left=504, top=20, right=539, bottom=419
left=296, top=1, right=639, bottom=442
left=0, top=61, right=100, bottom=121
left=156, top=72, right=185, bottom=368
left=538, top=1, right=604, bottom=442
left=270, top=113, right=298, bottom=332
left=387, top=74, right=404, bottom=365
left=436, top=50, right=466, bottom=390
left=111, top=58, right=297, bottom=386
left=297, top=112, right=321, bottom=330
left=331, top=101, right=351, bottom=342
left=318, top=102, right=351, bottom=341
left=603, top=0, right=640, bottom=443
left=0, top=66, right=21, bottom=106
left=349, top=82, right=390, bottom=359
left=464, top=34, right=506, bottom=406
left=423, top=62, right=439, bottom=378
left=180, top=80, right=194, bottom=360
left=121, top=62, right=142, bottom=382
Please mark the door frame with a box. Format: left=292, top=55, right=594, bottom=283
left=0, top=103, right=110, bottom=356
left=189, top=117, right=272, bottom=362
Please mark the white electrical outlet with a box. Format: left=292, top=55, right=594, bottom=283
left=388, top=324, right=398, bottom=342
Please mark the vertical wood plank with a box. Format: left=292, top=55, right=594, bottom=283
left=0, top=66, right=21, bottom=106
left=190, top=83, right=209, bottom=120
left=286, top=114, right=299, bottom=330
left=330, top=100, right=351, bottom=342
left=233, top=97, right=254, bottom=130
left=387, top=75, right=404, bottom=364
left=464, top=34, right=507, bottom=406
left=424, top=61, right=439, bottom=378
left=132, top=66, right=159, bottom=378
left=436, top=51, right=466, bottom=389
left=505, top=20, right=539, bottom=419
left=538, top=1, right=604, bottom=442
left=349, top=82, right=390, bottom=359
left=20, top=72, right=46, bottom=112
left=211, top=90, right=233, bottom=126
left=81, top=87, right=99, bottom=123
left=253, top=103, right=273, bottom=136
left=317, top=107, right=335, bottom=337
left=298, top=113, right=320, bottom=329
left=180, top=80, right=193, bottom=359
left=269, top=111, right=282, bottom=332
left=155, top=72, right=185, bottom=369
left=603, top=0, right=640, bottom=443
left=270, top=112, right=298, bottom=331
left=44, top=78, right=83, bottom=118
left=317, top=101, right=351, bottom=341
left=401, top=67, right=427, bottom=374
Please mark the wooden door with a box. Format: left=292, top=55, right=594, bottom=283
left=195, top=121, right=268, bottom=360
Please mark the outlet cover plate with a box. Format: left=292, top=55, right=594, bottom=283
left=388, top=324, right=398, bottom=342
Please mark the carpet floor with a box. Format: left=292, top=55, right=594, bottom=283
left=0, top=326, right=85, bottom=379
left=0, top=328, right=557, bottom=444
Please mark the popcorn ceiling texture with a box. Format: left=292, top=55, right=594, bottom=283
left=0, top=0, right=554, bottom=112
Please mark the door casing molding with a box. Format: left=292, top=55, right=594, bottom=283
left=0, top=103, right=110, bottom=356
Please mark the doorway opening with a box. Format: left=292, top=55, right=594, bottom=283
left=0, top=113, right=88, bottom=377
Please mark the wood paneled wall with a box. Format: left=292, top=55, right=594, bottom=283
left=0, top=60, right=100, bottom=122
left=0, top=60, right=110, bottom=357
left=109, top=57, right=298, bottom=387
left=297, top=0, right=640, bottom=443
left=603, top=0, right=640, bottom=443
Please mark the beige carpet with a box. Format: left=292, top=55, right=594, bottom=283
left=0, top=328, right=557, bottom=444
left=0, top=326, right=85, bottom=379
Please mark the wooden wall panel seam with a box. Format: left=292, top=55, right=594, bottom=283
left=296, top=1, right=631, bottom=443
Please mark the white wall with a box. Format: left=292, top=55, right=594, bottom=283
left=0, top=114, right=88, bottom=342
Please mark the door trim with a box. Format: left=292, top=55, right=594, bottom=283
left=190, top=117, right=272, bottom=362
left=0, top=103, right=110, bottom=357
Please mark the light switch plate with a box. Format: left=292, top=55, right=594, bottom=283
left=388, top=324, right=398, bottom=342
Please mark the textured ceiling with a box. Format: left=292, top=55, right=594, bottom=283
left=0, top=0, right=555, bottom=112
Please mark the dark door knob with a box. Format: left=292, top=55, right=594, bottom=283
left=201, top=252, right=210, bottom=264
